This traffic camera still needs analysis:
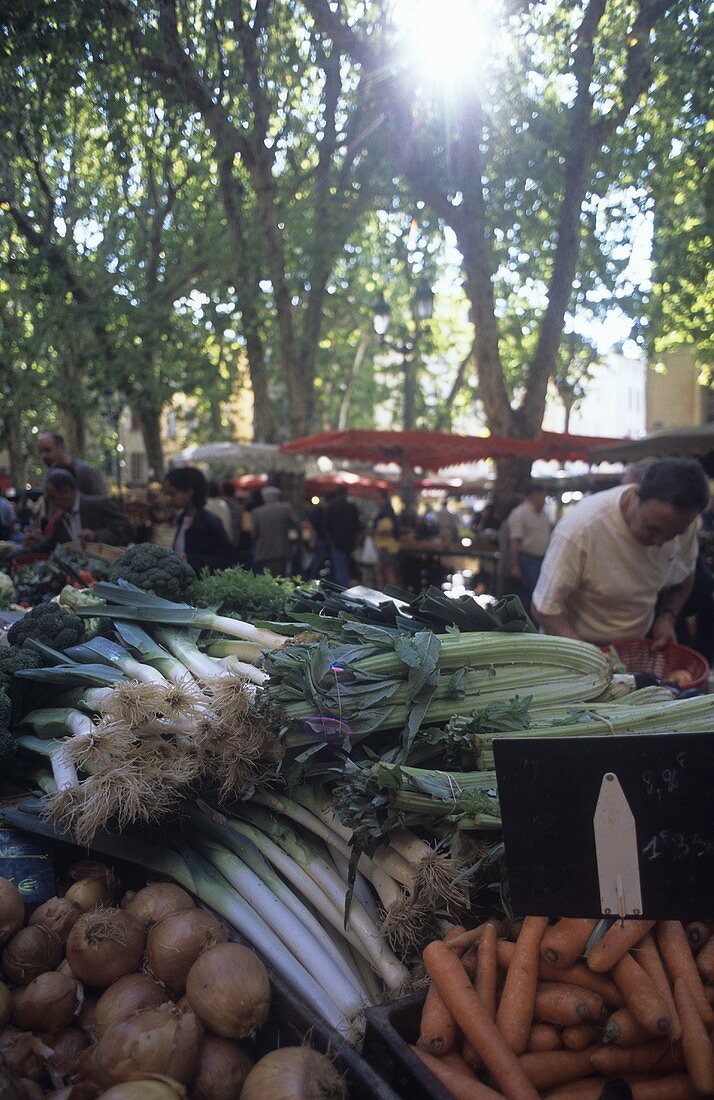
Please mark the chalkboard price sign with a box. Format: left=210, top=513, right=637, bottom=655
left=494, top=731, right=714, bottom=921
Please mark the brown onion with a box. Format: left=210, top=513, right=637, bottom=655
left=76, top=1042, right=100, bottom=1083
left=66, top=910, right=145, bottom=988
left=56, top=957, right=79, bottom=979
left=2, top=925, right=62, bottom=985
left=65, top=878, right=114, bottom=912
left=97, top=1076, right=187, bottom=1099
left=77, top=992, right=99, bottom=1041
left=123, top=884, right=195, bottom=928
left=0, top=877, right=25, bottom=945
left=0, top=979, right=11, bottom=1029
left=14, top=971, right=82, bottom=1032
left=93, top=1003, right=201, bottom=1088
left=146, top=909, right=228, bottom=994
left=0, top=1027, right=55, bottom=1082
left=185, top=942, right=270, bottom=1038
left=47, top=1085, right=101, bottom=1100
left=240, top=1048, right=347, bottom=1100
left=40, top=1026, right=89, bottom=1074
left=30, top=897, right=83, bottom=944
left=94, top=974, right=169, bottom=1038
left=191, top=1034, right=253, bottom=1100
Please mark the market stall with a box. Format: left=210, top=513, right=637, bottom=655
left=0, top=548, right=712, bottom=1098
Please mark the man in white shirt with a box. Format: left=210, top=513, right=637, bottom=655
left=532, top=458, right=709, bottom=646
left=507, top=484, right=552, bottom=614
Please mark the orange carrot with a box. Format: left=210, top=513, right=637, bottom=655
left=518, top=1048, right=597, bottom=1089
left=685, top=921, right=713, bottom=953
left=657, top=920, right=714, bottom=1026
left=422, top=939, right=540, bottom=1100
left=447, top=920, right=508, bottom=955
left=625, top=1074, right=699, bottom=1100
left=419, top=925, right=465, bottom=1055
left=494, top=916, right=548, bottom=1055
left=543, top=1079, right=606, bottom=1100
left=634, top=932, right=681, bottom=1041
left=695, top=932, right=714, bottom=982
left=603, top=1006, right=654, bottom=1046
left=612, top=951, right=672, bottom=1036
left=534, top=982, right=607, bottom=1027
left=541, top=919, right=598, bottom=968
left=497, top=939, right=624, bottom=1006
left=561, top=1023, right=601, bottom=1051
left=475, top=921, right=498, bottom=1021
left=673, top=976, right=714, bottom=1096
left=411, top=1045, right=507, bottom=1099
left=525, top=1023, right=561, bottom=1053
left=587, top=919, right=656, bottom=973
left=590, top=1039, right=675, bottom=1075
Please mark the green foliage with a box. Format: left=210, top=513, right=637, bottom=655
left=108, top=545, right=196, bottom=603
left=188, top=566, right=296, bottom=623
left=7, top=604, right=85, bottom=651
left=0, top=692, right=15, bottom=765
left=0, top=646, right=39, bottom=694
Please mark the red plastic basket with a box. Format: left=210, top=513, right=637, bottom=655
left=604, top=638, right=709, bottom=690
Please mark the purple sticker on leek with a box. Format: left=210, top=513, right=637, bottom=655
left=301, top=715, right=353, bottom=749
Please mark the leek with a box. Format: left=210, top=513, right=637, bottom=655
left=15, top=735, right=79, bottom=792
left=16, top=664, right=128, bottom=688
left=154, top=627, right=268, bottom=686
left=113, top=622, right=205, bottom=697
left=64, top=637, right=169, bottom=686
left=205, top=639, right=265, bottom=664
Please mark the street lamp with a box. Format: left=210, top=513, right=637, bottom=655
left=373, top=293, right=391, bottom=337
left=413, top=280, right=434, bottom=322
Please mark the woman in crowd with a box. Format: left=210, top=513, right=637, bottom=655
left=164, top=466, right=235, bottom=574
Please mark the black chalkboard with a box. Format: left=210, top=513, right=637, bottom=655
left=494, top=732, right=714, bottom=921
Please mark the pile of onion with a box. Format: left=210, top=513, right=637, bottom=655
left=0, top=876, right=26, bottom=944
left=185, top=941, right=270, bottom=1039
left=124, top=882, right=195, bottom=927
left=2, top=924, right=63, bottom=984
left=146, top=908, right=228, bottom=994
left=66, top=910, right=145, bottom=987
left=93, top=1003, right=202, bottom=1088
left=29, top=896, right=83, bottom=944
left=240, top=1047, right=348, bottom=1100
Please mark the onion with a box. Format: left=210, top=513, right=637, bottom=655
left=16, top=1081, right=45, bottom=1100
left=30, top=897, right=83, bottom=944
left=123, top=884, right=195, bottom=928
left=40, top=1026, right=89, bottom=1074
left=240, top=1048, right=348, bottom=1100
left=0, top=877, right=25, bottom=945
left=191, top=1034, right=253, bottom=1100
left=14, top=971, right=82, bottom=1032
left=57, top=957, right=79, bottom=979
left=146, top=909, right=228, bottom=994
left=65, top=878, right=114, bottom=912
left=0, top=980, right=11, bottom=1029
left=47, top=1085, right=101, bottom=1099
left=66, top=910, right=145, bottom=988
left=76, top=1041, right=99, bottom=1082
left=2, top=925, right=63, bottom=985
left=185, top=943, right=270, bottom=1039
left=93, top=1003, right=201, bottom=1088
left=96, top=1076, right=187, bottom=1099
left=94, top=974, right=169, bottom=1037
left=77, top=992, right=99, bottom=1041
left=0, top=1027, right=55, bottom=1083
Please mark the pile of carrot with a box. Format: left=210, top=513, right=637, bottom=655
left=413, top=916, right=714, bottom=1100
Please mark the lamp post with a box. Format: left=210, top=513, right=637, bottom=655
left=373, top=281, right=434, bottom=430
left=102, top=389, right=127, bottom=496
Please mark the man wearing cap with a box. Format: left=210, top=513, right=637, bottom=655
left=250, top=486, right=300, bottom=577
left=532, top=458, right=709, bottom=647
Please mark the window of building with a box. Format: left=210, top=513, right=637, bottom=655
left=130, top=452, right=147, bottom=482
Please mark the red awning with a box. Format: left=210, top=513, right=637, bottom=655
left=280, top=429, right=628, bottom=471
left=233, top=470, right=391, bottom=499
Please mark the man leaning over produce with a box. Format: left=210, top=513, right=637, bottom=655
left=531, top=457, right=709, bottom=647
left=28, top=468, right=133, bottom=550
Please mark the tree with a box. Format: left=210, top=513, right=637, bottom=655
left=305, top=0, right=693, bottom=499
left=551, top=333, right=599, bottom=434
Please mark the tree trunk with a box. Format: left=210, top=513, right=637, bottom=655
left=139, top=407, right=165, bottom=480
left=55, top=401, right=86, bottom=460
left=2, top=416, right=26, bottom=491
left=403, top=354, right=417, bottom=430
left=337, top=335, right=368, bottom=430
left=492, top=455, right=533, bottom=520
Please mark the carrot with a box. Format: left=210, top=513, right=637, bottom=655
left=525, top=1023, right=561, bottom=1053
left=695, top=932, right=714, bottom=982
left=561, top=1023, right=601, bottom=1051
left=634, top=933, right=681, bottom=1041
left=475, top=921, right=498, bottom=1021
left=604, top=1007, right=654, bottom=1046
left=612, top=951, right=672, bottom=1036
left=673, top=977, right=714, bottom=1095
left=447, top=920, right=508, bottom=955
left=422, top=939, right=540, bottom=1100
left=508, top=919, right=524, bottom=941
left=626, top=1073, right=699, bottom=1100
left=518, top=1049, right=597, bottom=1090
left=497, top=939, right=624, bottom=1006
left=657, top=921, right=714, bottom=1026
left=590, top=1039, right=675, bottom=1076
left=411, top=1045, right=507, bottom=1100
left=541, top=919, right=598, bottom=968
left=419, top=925, right=465, bottom=1055
left=534, top=982, right=607, bottom=1026
left=685, top=921, right=713, bottom=953
left=543, top=1078, right=607, bottom=1100
left=587, top=919, right=656, bottom=973
left=495, top=916, right=548, bottom=1056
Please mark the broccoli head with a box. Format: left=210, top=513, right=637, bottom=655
left=108, top=544, right=195, bottom=602
left=0, top=692, right=15, bottom=765
left=0, top=646, right=41, bottom=694
left=7, top=602, right=86, bottom=651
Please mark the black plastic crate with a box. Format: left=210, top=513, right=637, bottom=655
left=363, top=992, right=454, bottom=1100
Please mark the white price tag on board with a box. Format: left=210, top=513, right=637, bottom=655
left=593, top=773, right=643, bottom=918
